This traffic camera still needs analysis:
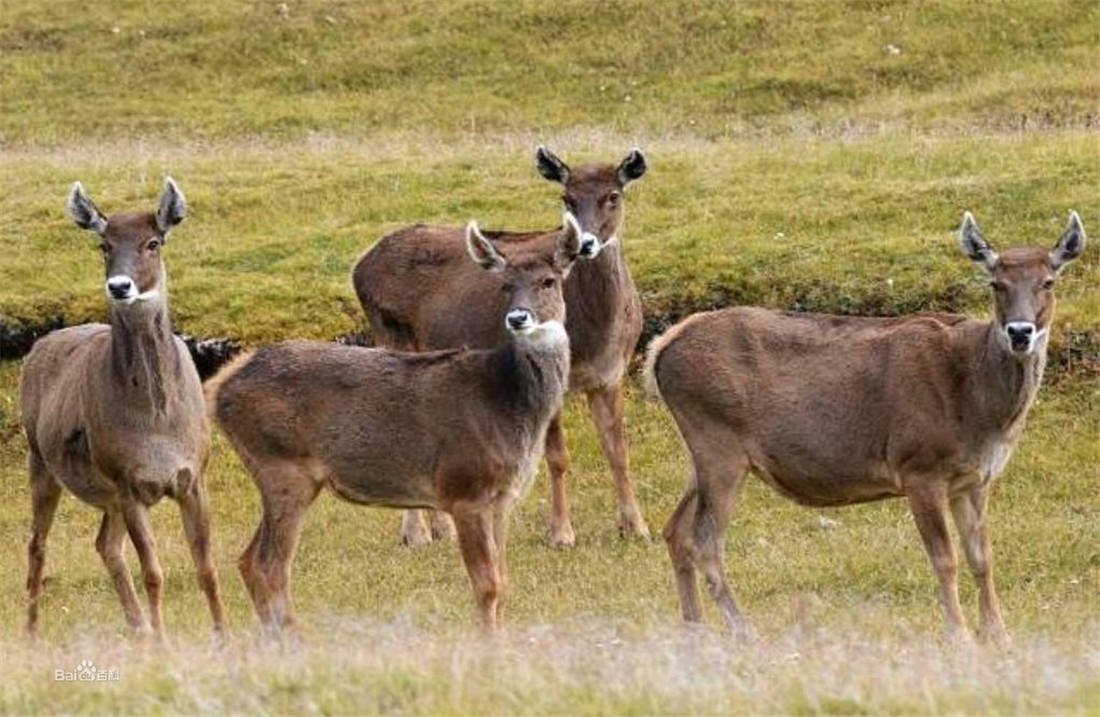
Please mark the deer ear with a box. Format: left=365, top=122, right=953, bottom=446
left=617, top=147, right=647, bottom=186
left=465, top=221, right=507, bottom=272
left=1050, top=210, right=1086, bottom=272
left=156, top=177, right=187, bottom=236
left=66, top=182, right=107, bottom=235
left=555, top=212, right=583, bottom=273
left=958, top=211, right=997, bottom=272
left=535, top=145, right=570, bottom=184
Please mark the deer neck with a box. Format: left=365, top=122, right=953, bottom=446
left=567, top=239, right=634, bottom=328
left=108, top=294, right=180, bottom=414
left=972, top=320, right=1047, bottom=436
left=487, top=324, right=570, bottom=426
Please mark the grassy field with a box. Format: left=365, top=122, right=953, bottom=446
left=1, top=0, right=1098, bottom=713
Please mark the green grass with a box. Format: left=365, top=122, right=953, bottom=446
left=0, top=0, right=1096, bottom=145
left=1, top=0, right=1099, bottom=712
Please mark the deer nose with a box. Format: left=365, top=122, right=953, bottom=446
left=506, top=309, right=535, bottom=333
left=1005, top=321, right=1036, bottom=351
left=579, top=233, right=601, bottom=258
left=106, top=275, right=134, bottom=299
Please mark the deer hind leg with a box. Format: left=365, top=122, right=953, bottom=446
left=544, top=411, right=575, bottom=547
left=399, top=509, right=433, bottom=548
left=692, top=451, right=749, bottom=637
left=25, top=452, right=62, bottom=637
left=950, top=484, right=1006, bottom=643
left=240, top=465, right=320, bottom=634
left=122, top=501, right=165, bottom=639
left=452, top=504, right=502, bottom=630
left=587, top=384, right=650, bottom=539
left=177, top=473, right=227, bottom=635
left=663, top=487, right=703, bottom=622
left=96, top=508, right=148, bottom=633
left=906, top=480, right=969, bottom=640
left=665, top=436, right=749, bottom=634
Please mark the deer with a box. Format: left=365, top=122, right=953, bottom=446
left=352, top=146, right=649, bottom=548
left=20, top=179, right=227, bottom=639
left=207, top=217, right=582, bottom=631
left=644, top=211, right=1087, bottom=642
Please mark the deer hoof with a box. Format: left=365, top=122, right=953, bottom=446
left=618, top=513, right=651, bottom=540
left=548, top=522, right=576, bottom=548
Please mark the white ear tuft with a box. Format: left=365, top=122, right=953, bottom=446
left=465, top=220, right=507, bottom=272
left=535, top=145, right=570, bottom=184
left=958, top=210, right=997, bottom=271
left=156, top=177, right=187, bottom=236
left=66, top=181, right=108, bottom=234
left=555, top=211, right=583, bottom=270
left=1051, top=209, right=1086, bottom=271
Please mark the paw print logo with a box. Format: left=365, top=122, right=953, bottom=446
left=76, top=660, right=97, bottom=681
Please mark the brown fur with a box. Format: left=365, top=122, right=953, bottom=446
left=212, top=229, right=577, bottom=631
left=352, top=149, right=648, bottom=546
left=20, top=180, right=226, bottom=638
left=646, top=213, right=1085, bottom=641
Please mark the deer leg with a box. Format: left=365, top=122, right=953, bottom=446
left=239, top=519, right=274, bottom=627
left=430, top=511, right=457, bottom=542
left=96, top=508, right=148, bottom=633
left=122, top=501, right=165, bottom=639
left=692, top=454, right=750, bottom=637
left=399, top=509, right=433, bottom=548
left=544, top=411, right=575, bottom=546
left=950, top=485, right=1007, bottom=643
left=663, top=487, right=703, bottom=623
left=248, top=477, right=320, bottom=633
left=491, top=498, right=514, bottom=624
left=177, top=476, right=227, bottom=635
left=587, top=384, right=649, bottom=539
left=25, top=458, right=62, bottom=638
left=452, top=505, right=501, bottom=630
left=907, top=482, right=969, bottom=640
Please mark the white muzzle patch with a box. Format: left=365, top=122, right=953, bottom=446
left=105, top=275, right=158, bottom=305
left=1002, top=321, right=1045, bottom=355
left=505, top=309, right=536, bottom=334
left=578, top=232, right=618, bottom=259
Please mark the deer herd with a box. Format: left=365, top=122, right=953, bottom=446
left=18, top=148, right=1087, bottom=644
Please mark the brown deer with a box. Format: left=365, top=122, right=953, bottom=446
left=20, top=179, right=226, bottom=638
left=645, top=211, right=1086, bottom=641
left=353, top=147, right=649, bottom=547
left=208, top=218, right=581, bottom=630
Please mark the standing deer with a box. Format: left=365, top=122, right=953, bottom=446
left=353, top=147, right=649, bottom=547
left=645, top=211, right=1086, bottom=641
left=20, top=179, right=226, bottom=638
left=208, top=218, right=581, bottom=630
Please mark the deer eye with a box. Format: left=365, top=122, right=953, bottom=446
left=542, top=277, right=556, bottom=289
left=146, top=238, right=161, bottom=251
left=607, top=192, right=621, bottom=205
left=1040, top=278, right=1055, bottom=290
left=98, top=242, right=110, bottom=254
left=501, top=283, right=514, bottom=293
left=989, top=280, right=1006, bottom=291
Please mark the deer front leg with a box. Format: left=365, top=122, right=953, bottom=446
left=177, top=476, right=228, bottom=635
left=907, top=481, right=969, bottom=641
left=122, top=501, right=165, bottom=640
left=950, top=485, right=1007, bottom=644
left=587, top=384, right=649, bottom=539
left=97, top=508, right=149, bottom=634
left=544, top=412, right=575, bottom=546
left=451, top=505, right=501, bottom=631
